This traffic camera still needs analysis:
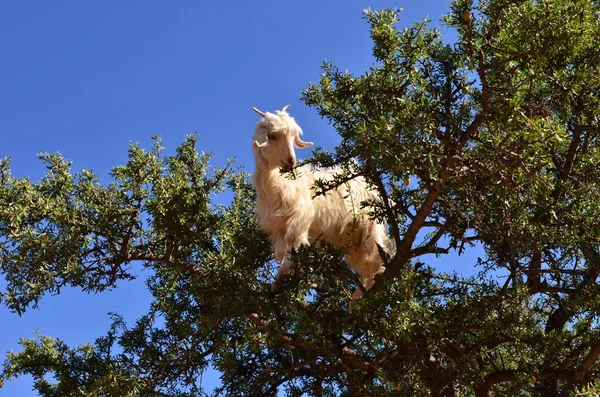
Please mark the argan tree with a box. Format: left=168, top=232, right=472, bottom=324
left=2, top=0, right=600, bottom=395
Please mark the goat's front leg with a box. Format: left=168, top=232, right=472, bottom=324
left=271, top=250, right=294, bottom=292
left=271, top=230, right=309, bottom=292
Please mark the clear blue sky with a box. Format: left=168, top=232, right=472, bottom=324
left=0, top=1, right=463, bottom=395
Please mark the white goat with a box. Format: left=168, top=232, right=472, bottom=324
left=251, top=105, right=393, bottom=304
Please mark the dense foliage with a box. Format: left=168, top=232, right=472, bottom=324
left=2, top=0, right=600, bottom=395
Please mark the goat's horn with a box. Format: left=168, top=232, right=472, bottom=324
left=295, top=135, right=314, bottom=148
left=281, top=104, right=291, bottom=112
left=252, top=107, right=267, bottom=117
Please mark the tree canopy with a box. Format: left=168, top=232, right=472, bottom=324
left=2, top=0, right=600, bottom=395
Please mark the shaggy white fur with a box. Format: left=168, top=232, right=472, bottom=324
left=251, top=105, right=393, bottom=305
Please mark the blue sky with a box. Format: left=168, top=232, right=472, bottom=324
left=0, top=1, right=462, bottom=394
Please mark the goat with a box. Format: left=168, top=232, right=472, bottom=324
left=251, top=104, right=393, bottom=306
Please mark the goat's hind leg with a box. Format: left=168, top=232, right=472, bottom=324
left=348, top=259, right=386, bottom=310
left=349, top=277, right=374, bottom=310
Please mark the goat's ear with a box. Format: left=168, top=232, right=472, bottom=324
left=253, top=140, right=267, bottom=148
left=295, top=136, right=314, bottom=148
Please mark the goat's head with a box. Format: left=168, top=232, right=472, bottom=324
left=252, top=105, right=313, bottom=169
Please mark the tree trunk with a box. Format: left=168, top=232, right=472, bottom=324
left=536, top=380, right=560, bottom=397
left=473, top=384, right=490, bottom=397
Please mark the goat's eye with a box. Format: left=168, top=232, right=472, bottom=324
left=267, top=134, right=276, bottom=140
